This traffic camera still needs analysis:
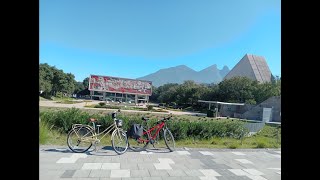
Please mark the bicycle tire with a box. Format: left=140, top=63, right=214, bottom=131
left=111, top=128, right=128, bottom=155
left=164, top=129, right=175, bottom=152
left=149, top=129, right=166, bottom=150
left=128, top=129, right=149, bottom=152
left=67, top=126, right=94, bottom=153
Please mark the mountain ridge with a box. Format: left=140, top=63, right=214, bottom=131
left=137, top=65, right=230, bottom=87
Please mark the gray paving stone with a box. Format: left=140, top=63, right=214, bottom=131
left=60, top=163, right=84, bottom=170
left=184, top=170, right=204, bottom=177
left=166, top=170, right=188, bottom=177
left=186, top=159, right=204, bottom=165
left=110, top=170, right=130, bottom=178
left=148, top=170, right=170, bottom=177
left=202, top=163, right=231, bottom=169
left=142, top=157, right=156, bottom=163
left=130, top=170, right=150, bottom=177
left=40, top=164, right=64, bottom=170
left=214, top=169, right=236, bottom=176
left=40, top=170, right=65, bottom=177
left=141, top=177, right=162, bottom=180
left=127, top=158, right=144, bottom=163
left=217, top=176, right=252, bottom=180
left=154, top=163, right=172, bottom=170
left=89, top=170, right=111, bottom=177
left=263, top=174, right=281, bottom=180
left=40, top=146, right=281, bottom=180
left=138, top=163, right=156, bottom=170
left=182, top=177, right=201, bottom=180
left=60, top=170, right=76, bottom=178
left=102, top=163, right=121, bottom=170
left=163, top=177, right=183, bottom=180
left=184, top=163, right=204, bottom=170
left=121, top=163, right=139, bottom=170
left=169, top=163, right=189, bottom=170
left=111, top=157, right=122, bottom=163
left=82, top=163, right=103, bottom=169
left=72, top=170, right=91, bottom=178
left=93, top=158, right=113, bottom=163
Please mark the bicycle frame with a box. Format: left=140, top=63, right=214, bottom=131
left=71, top=121, right=120, bottom=143
left=138, top=121, right=166, bottom=143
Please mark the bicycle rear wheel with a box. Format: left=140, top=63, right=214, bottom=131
left=164, top=129, right=175, bottom=152
left=128, top=129, right=149, bottom=152
left=67, top=126, right=94, bottom=153
left=111, top=128, right=128, bottom=155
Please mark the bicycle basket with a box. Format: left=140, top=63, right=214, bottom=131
left=116, top=119, right=123, bottom=127
left=128, top=124, right=143, bottom=139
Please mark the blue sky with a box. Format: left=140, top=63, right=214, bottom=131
left=40, top=0, right=281, bottom=82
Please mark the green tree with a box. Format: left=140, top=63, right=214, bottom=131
left=39, top=63, right=77, bottom=97
left=74, top=82, right=85, bottom=94
left=156, top=83, right=179, bottom=103
left=253, top=80, right=281, bottom=104
left=217, top=77, right=258, bottom=104
left=176, top=80, right=204, bottom=106
left=82, top=77, right=89, bottom=89
left=39, top=63, right=54, bottom=97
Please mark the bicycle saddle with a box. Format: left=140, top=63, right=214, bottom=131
left=142, top=117, right=149, bottom=121
left=89, top=118, right=97, bottom=122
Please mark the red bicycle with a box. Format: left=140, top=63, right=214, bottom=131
left=128, top=116, right=175, bottom=152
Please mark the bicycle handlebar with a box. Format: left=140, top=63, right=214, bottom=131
left=160, top=115, right=172, bottom=122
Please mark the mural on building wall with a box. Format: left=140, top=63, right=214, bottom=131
left=89, top=75, right=152, bottom=95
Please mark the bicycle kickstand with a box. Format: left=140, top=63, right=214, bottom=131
left=94, top=125, right=101, bottom=153
left=93, top=140, right=100, bottom=152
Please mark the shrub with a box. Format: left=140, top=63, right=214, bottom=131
left=56, top=92, right=63, bottom=98
left=256, top=141, right=267, bottom=148
left=39, top=121, right=49, bottom=144
left=228, top=143, right=239, bottom=149
left=147, top=105, right=153, bottom=111
left=99, top=102, right=106, bottom=106
left=255, top=138, right=268, bottom=148
left=40, top=108, right=248, bottom=140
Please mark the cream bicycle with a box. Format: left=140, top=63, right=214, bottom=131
left=67, top=111, right=128, bottom=154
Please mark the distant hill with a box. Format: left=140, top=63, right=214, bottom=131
left=137, top=65, right=230, bottom=87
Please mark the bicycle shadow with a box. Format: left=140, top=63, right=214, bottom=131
left=86, top=145, right=122, bottom=156
left=144, top=147, right=172, bottom=153
left=42, top=148, right=73, bottom=154
left=41, top=146, right=120, bottom=156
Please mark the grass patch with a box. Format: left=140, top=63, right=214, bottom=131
left=39, top=96, right=52, bottom=101
left=39, top=121, right=50, bottom=144
left=56, top=100, right=83, bottom=104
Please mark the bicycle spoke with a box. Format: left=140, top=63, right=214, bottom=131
left=67, top=127, right=93, bottom=153
left=111, top=129, right=128, bottom=155
left=164, top=129, right=175, bottom=152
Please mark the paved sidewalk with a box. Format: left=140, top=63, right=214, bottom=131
left=40, top=146, right=281, bottom=180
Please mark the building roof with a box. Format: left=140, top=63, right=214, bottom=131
left=198, top=100, right=245, bottom=106
left=224, top=54, right=272, bottom=83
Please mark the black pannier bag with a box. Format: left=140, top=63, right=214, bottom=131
left=128, top=124, right=143, bottom=139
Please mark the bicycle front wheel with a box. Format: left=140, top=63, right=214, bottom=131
left=67, top=126, right=94, bottom=153
left=111, top=128, right=128, bottom=155
left=164, top=129, right=175, bottom=152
